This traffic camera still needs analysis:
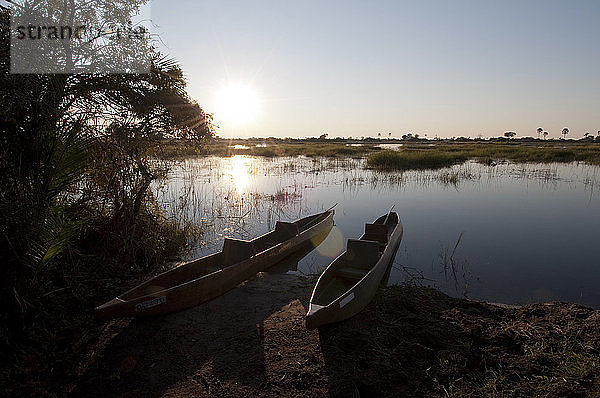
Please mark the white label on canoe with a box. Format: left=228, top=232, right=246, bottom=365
left=339, top=292, right=355, bottom=308
left=135, top=296, right=166, bottom=312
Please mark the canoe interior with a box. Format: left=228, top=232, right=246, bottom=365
left=119, top=211, right=329, bottom=301
left=311, top=212, right=398, bottom=306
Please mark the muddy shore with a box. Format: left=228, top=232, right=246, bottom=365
left=69, top=271, right=600, bottom=398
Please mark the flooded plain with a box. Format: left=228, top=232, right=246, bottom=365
left=153, top=156, right=600, bottom=307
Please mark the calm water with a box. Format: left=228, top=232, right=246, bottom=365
left=153, top=156, right=600, bottom=307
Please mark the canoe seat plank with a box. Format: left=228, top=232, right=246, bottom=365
left=364, top=223, right=388, bottom=244
left=337, top=267, right=368, bottom=280
left=222, top=238, right=257, bottom=266
left=346, top=239, right=380, bottom=270
left=275, top=221, right=300, bottom=239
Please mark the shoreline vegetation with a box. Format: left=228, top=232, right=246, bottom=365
left=157, top=137, right=600, bottom=171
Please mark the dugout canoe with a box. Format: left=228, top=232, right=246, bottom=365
left=305, top=211, right=403, bottom=330
left=95, top=209, right=334, bottom=320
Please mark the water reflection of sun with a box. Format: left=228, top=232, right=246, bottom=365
left=228, top=155, right=252, bottom=193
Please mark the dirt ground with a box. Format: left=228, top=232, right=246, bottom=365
left=73, top=272, right=328, bottom=397
left=71, top=271, right=600, bottom=398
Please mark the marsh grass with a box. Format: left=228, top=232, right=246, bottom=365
left=359, top=163, right=481, bottom=190
left=367, top=143, right=600, bottom=171
left=158, top=139, right=600, bottom=171
left=279, top=143, right=380, bottom=157
left=438, top=232, right=472, bottom=297
left=367, top=149, right=470, bottom=170
left=437, top=168, right=479, bottom=186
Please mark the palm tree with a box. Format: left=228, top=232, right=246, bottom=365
left=537, top=127, right=543, bottom=139
left=562, top=128, right=569, bottom=140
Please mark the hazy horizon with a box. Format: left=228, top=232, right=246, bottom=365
left=151, top=0, right=600, bottom=139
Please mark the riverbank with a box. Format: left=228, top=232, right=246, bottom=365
left=61, top=272, right=600, bottom=397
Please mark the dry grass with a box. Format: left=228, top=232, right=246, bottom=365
left=320, top=285, right=600, bottom=397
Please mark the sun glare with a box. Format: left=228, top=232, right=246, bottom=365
left=215, top=83, right=260, bottom=126
left=316, top=226, right=344, bottom=258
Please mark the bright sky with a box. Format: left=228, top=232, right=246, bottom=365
left=151, top=0, right=600, bottom=139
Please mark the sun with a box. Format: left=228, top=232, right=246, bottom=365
left=215, top=83, right=260, bottom=126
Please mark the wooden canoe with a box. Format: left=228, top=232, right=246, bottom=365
left=95, top=209, right=334, bottom=320
left=305, top=211, right=403, bottom=330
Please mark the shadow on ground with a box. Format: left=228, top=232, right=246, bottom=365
left=73, top=243, right=328, bottom=398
